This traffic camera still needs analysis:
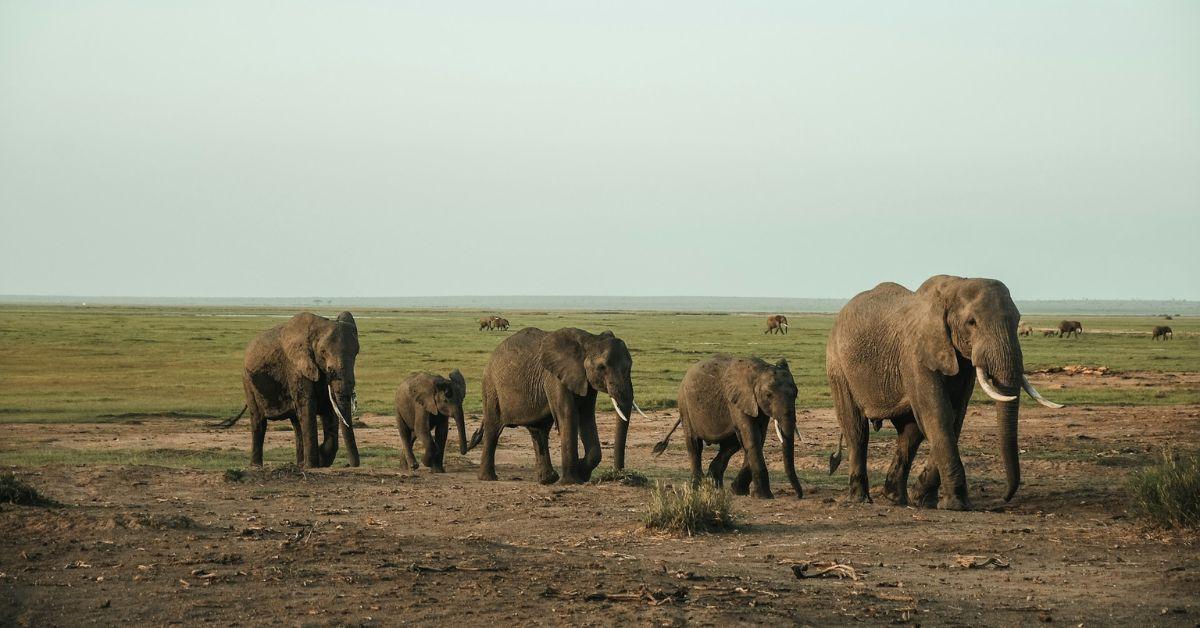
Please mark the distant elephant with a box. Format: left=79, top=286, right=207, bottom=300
left=395, top=370, right=468, bottom=472
left=1058, top=320, right=1083, bottom=338
left=1017, top=323, right=1033, bottom=337
left=492, top=317, right=510, bottom=331
left=468, top=327, right=644, bottom=483
left=479, top=317, right=496, bottom=331
left=1042, top=329, right=1057, bottom=337
left=652, top=356, right=802, bottom=499
left=826, top=276, right=1062, bottom=510
left=1152, top=326, right=1173, bottom=340
left=219, top=312, right=361, bottom=468
left=765, top=314, right=789, bottom=335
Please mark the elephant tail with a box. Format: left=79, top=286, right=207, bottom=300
left=828, top=432, right=844, bottom=475
left=212, top=405, right=247, bottom=428
left=651, top=418, right=682, bottom=456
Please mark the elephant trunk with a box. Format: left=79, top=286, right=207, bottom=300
left=977, top=339, right=1023, bottom=502
left=779, top=416, right=803, bottom=499
left=453, top=406, right=468, bottom=455
left=997, top=397, right=1020, bottom=501
left=609, top=380, right=634, bottom=471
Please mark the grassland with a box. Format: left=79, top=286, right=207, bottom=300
left=0, top=306, right=1197, bottom=421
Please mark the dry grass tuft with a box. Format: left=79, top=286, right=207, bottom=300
left=644, top=480, right=735, bottom=535
left=1129, top=447, right=1200, bottom=529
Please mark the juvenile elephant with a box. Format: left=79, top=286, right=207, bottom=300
left=469, top=327, right=644, bottom=484
left=395, top=370, right=468, bottom=472
left=1152, top=326, right=1173, bottom=340
left=1018, top=323, right=1033, bottom=337
left=765, top=315, right=789, bottom=334
left=1058, top=320, right=1083, bottom=338
left=653, top=356, right=802, bottom=499
left=220, top=312, right=361, bottom=468
left=826, top=276, right=1062, bottom=510
left=479, top=317, right=496, bottom=331
left=492, top=317, right=510, bottom=331
left=1042, top=329, right=1057, bottom=337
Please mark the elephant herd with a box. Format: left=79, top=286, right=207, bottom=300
left=221, top=275, right=1068, bottom=511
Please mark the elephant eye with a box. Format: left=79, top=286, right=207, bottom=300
left=967, top=318, right=977, bottom=327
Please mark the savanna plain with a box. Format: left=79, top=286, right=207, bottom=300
left=1, top=306, right=1197, bottom=625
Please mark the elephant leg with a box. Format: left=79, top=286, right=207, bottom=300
left=340, top=419, right=360, bottom=468
left=884, top=416, right=923, bottom=505
left=416, top=412, right=439, bottom=472
left=830, top=373, right=871, bottom=503
left=477, top=389, right=503, bottom=481
left=911, top=395, right=970, bottom=511
left=577, top=401, right=602, bottom=481
left=289, top=416, right=303, bottom=465
left=319, top=414, right=339, bottom=467
left=912, top=373, right=973, bottom=509
left=708, top=437, right=741, bottom=490
left=550, top=389, right=585, bottom=484
left=396, top=419, right=418, bottom=470
left=527, top=426, right=558, bottom=484
left=736, top=422, right=773, bottom=499
left=432, top=419, right=448, bottom=472
left=684, top=426, right=704, bottom=487
left=250, top=413, right=268, bottom=467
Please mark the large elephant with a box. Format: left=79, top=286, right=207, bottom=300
left=1058, top=320, right=1083, bottom=338
left=479, top=317, right=496, bottom=331
left=468, top=327, right=644, bottom=484
left=1152, top=326, right=1173, bottom=340
left=826, top=276, right=1061, bottom=510
left=765, top=315, right=789, bottom=334
left=221, top=312, right=361, bottom=468
left=652, top=356, right=802, bottom=499
left=395, top=370, right=468, bottom=472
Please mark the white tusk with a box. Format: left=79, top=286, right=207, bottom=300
left=612, top=398, right=629, bottom=422
left=1022, top=375, right=1064, bottom=408
left=328, top=385, right=350, bottom=427
left=975, top=367, right=1017, bottom=402
left=632, top=401, right=650, bottom=419
left=774, top=418, right=784, bottom=445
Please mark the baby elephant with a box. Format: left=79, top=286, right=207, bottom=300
left=654, top=355, right=802, bottom=499
left=395, top=370, right=468, bottom=472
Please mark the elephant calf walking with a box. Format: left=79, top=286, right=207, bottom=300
left=395, top=370, right=468, bottom=472
left=653, top=355, right=802, bottom=499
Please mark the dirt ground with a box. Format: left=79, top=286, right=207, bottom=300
left=2, top=394, right=1198, bottom=625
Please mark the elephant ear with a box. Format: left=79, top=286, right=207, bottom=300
left=539, top=330, right=589, bottom=397
left=723, top=360, right=760, bottom=417
left=282, top=330, right=320, bottom=382
left=448, top=369, right=466, bottom=398
left=775, top=357, right=790, bottom=372
left=336, top=311, right=357, bottom=328
left=915, top=297, right=960, bottom=377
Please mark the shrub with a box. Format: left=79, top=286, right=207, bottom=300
left=1129, top=448, right=1200, bottom=529
left=591, top=468, right=649, bottom=487
left=0, top=473, right=54, bottom=506
left=644, top=480, right=736, bottom=535
left=223, top=468, right=246, bottom=483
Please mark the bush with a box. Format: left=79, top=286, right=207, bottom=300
left=644, top=480, right=736, bottom=535
left=0, top=473, right=53, bottom=506
left=1129, top=448, right=1200, bottom=529
left=591, top=468, right=649, bottom=487
left=223, top=468, right=246, bottom=483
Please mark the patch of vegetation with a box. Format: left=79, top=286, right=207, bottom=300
left=591, top=467, right=650, bottom=487
left=223, top=468, right=246, bottom=483
left=0, top=473, right=54, bottom=506
left=1128, top=448, right=1200, bottom=529
left=644, top=480, right=736, bottom=535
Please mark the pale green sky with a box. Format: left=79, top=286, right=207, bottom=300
left=1, top=1, right=1197, bottom=299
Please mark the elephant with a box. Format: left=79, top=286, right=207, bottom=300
left=395, top=369, right=468, bottom=472
left=1042, top=329, right=1057, bottom=337
left=652, top=355, right=802, bottom=499
left=467, top=327, right=644, bottom=484
left=219, top=311, right=361, bottom=468
left=479, top=316, right=496, bottom=331
left=1017, top=323, right=1033, bottom=337
left=1058, top=320, right=1083, bottom=338
left=765, top=315, right=789, bottom=335
left=1152, top=326, right=1173, bottom=340
left=825, top=276, right=1062, bottom=510
left=492, top=317, right=510, bottom=331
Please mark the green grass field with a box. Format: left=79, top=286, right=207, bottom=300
left=0, top=306, right=1197, bottom=422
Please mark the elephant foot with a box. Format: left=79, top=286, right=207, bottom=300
left=882, top=479, right=909, bottom=505
left=478, top=469, right=498, bottom=481
left=938, top=494, right=972, bottom=511
left=729, top=478, right=751, bottom=496
left=753, top=487, right=775, bottom=500
left=537, top=468, right=560, bottom=485
left=430, top=465, right=445, bottom=474
left=909, top=484, right=939, bottom=509
left=846, top=481, right=872, bottom=504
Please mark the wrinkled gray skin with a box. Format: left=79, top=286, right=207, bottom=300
left=240, top=312, right=360, bottom=468
left=395, top=370, right=468, bottom=472
left=1152, top=326, right=1173, bottom=340
left=470, top=327, right=636, bottom=484
left=1058, top=320, right=1083, bottom=338
left=665, top=355, right=801, bottom=499
left=827, top=276, right=1026, bottom=510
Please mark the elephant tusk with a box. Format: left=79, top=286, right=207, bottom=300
left=632, top=401, right=650, bottom=419
left=1022, top=375, right=1064, bottom=408
left=328, top=385, right=350, bottom=428
left=774, top=418, right=784, bottom=445
left=612, top=398, right=629, bottom=422
left=976, top=367, right=1017, bottom=402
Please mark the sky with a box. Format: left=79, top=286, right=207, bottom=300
left=1, top=1, right=1197, bottom=300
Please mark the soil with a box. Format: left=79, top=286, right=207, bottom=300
left=2, top=396, right=1198, bottom=625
